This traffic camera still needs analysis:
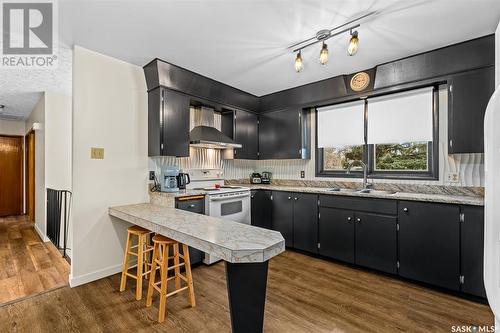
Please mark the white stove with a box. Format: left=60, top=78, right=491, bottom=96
left=186, top=169, right=251, bottom=265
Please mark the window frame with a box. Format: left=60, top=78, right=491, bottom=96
left=315, top=86, right=439, bottom=180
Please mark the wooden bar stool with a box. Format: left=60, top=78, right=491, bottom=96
left=146, top=234, right=196, bottom=322
left=120, top=225, right=154, bottom=300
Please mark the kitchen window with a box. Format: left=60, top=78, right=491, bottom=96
left=316, top=87, right=438, bottom=179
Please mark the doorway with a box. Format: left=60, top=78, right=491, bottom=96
left=25, top=130, right=35, bottom=222
left=0, top=135, right=23, bottom=217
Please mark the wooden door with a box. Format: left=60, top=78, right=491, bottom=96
left=0, top=135, right=23, bottom=216
left=25, top=131, right=35, bottom=222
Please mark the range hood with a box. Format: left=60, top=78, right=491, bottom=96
left=190, top=107, right=242, bottom=149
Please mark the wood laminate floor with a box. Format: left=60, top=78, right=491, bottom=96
left=0, top=215, right=69, bottom=305
left=0, top=248, right=493, bottom=332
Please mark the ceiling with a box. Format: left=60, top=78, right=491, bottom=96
left=1, top=0, right=499, bottom=119
left=59, top=0, right=500, bottom=96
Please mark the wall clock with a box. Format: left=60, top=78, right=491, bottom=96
left=350, top=72, right=370, bottom=92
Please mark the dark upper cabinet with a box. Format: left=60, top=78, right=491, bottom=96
left=250, top=190, right=272, bottom=229
left=148, top=87, right=190, bottom=157
left=221, top=110, right=259, bottom=160
left=355, top=212, right=397, bottom=274
left=461, top=206, right=486, bottom=298
left=448, top=66, right=495, bottom=154
left=318, top=207, right=355, bottom=263
left=271, top=191, right=294, bottom=246
left=292, top=193, right=318, bottom=254
left=398, top=201, right=460, bottom=291
left=259, top=108, right=310, bottom=160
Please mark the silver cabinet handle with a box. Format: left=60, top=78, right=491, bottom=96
left=347, top=217, right=352, bottom=222
left=251, top=195, right=254, bottom=199
left=288, top=196, right=291, bottom=200
left=356, top=218, right=361, bottom=223
left=294, top=197, right=298, bottom=201
left=188, top=204, right=195, bottom=208
left=403, top=207, right=408, bottom=212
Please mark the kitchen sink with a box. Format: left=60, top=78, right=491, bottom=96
left=356, top=189, right=396, bottom=195
left=326, top=188, right=358, bottom=192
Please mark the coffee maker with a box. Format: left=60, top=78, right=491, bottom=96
left=160, top=166, right=180, bottom=192
left=261, top=171, right=272, bottom=184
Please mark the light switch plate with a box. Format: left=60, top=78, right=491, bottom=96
left=300, top=170, right=305, bottom=178
left=91, top=147, right=104, bottom=159
left=446, top=172, right=459, bottom=183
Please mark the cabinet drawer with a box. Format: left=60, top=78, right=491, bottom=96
left=175, top=198, right=205, bottom=214
left=319, top=195, right=397, bottom=215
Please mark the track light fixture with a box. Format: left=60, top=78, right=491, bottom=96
left=294, top=51, right=303, bottom=72
left=288, top=11, right=374, bottom=72
left=319, top=42, right=328, bottom=65
left=348, top=30, right=359, bottom=56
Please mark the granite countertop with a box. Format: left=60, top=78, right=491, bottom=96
left=150, top=189, right=207, bottom=198
left=109, top=203, right=285, bottom=263
left=240, top=184, right=484, bottom=206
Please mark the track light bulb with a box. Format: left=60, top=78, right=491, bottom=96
left=348, top=31, right=359, bottom=56
left=294, top=51, right=303, bottom=73
left=319, top=42, right=328, bottom=65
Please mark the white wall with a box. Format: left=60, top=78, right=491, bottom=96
left=70, top=46, right=148, bottom=287
left=45, top=92, right=72, bottom=190
left=24, top=92, right=72, bottom=244
left=26, top=96, right=46, bottom=240
left=0, top=119, right=25, bottom=135
left=496, top=21, right=500, bottom=86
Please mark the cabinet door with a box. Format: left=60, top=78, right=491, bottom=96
left=461, top=206, right=486, bottom=298
left=398, top=201, right=460, bottom=290
left=245, top=112, right=259, bottom=160
left=292, top=193, right=318, bottom=254
left=162, top=89, right=190, bottom=157
left=448, top=67, right=495, bottom=153
left=259, top=108, right=302, bottom=159
left=271, top=191, right=294, bottom=246
left=318, top=207, right=355, bottom=263
left=251, top=190, right=272, bottom=229
left=175, top=198, right=205, bottom=265
left=233, top=111, right=259, bottom=160
left=355, top=212, right=397, bottom=274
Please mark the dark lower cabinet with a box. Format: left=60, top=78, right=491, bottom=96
left=318, top=207, right=354, bottom=263
left=271, top=191, right=318, bottom=250
left=355, top=212, right=397, bottom=274
left=292, top=193, right=318, bottom=253
left=461, top=206, right=486, bottom=298
left=271, top=191, right=294, bottom=246
left=398, top=201, right=460, bottom=290
left=175, top=197, right=205, bottom=266
left=251, top=190, right=272, bottom=229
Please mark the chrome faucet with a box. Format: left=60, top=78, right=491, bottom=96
left=346, top=160, right=371, bottom=191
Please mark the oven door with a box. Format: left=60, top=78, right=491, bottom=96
left=208, top=192, right=251, bottom=224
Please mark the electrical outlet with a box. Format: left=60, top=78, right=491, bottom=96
left=300, top=170, right=305, bottom=178
left=90, top=147, right=104, bottom=159
left=149, top=171, right=156, bottom=180
left=446, top=172, right=459, bottom=183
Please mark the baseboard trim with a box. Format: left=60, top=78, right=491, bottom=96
left=69, top=263, right=123, bottom=288
left=34, top=223, right=49, bottom=242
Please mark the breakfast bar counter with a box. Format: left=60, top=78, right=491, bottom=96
left=109, top=203, right=285, bottom=332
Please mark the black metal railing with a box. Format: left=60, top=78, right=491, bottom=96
left=47, top=188, right=72, bottom=259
